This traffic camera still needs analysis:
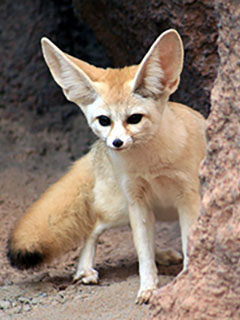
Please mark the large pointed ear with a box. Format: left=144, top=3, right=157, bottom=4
left=41, top=37, right=100, bottom=106
left=132, top=29, right=184, bottom=99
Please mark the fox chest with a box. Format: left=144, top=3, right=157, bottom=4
left=109, top=147, right=185, bottom=203
left=111, top=159, right=182, bottom=219
left=118, top=172, right=180, bottom=221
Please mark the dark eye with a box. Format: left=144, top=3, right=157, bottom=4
left=127, top=114, right=143, bottom=124
left=98, top=115, right=111, bottom=126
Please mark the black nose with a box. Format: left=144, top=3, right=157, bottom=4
left=112, top=139, right=123, bottom=148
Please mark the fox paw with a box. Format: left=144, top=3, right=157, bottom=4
left=155, top=248, right=183, bottom=266
left=73, top=268, right=99, bottom=285
left=135, top=288, right=156, bottom=305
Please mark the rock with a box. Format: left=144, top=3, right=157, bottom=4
left=150, top=1, right=240, bottom=319
left=23, top=304, right=32, bottom=312
left=0, top=300, right=11, bottom=310
left=0, top=0, right=110, bottom=116
left=30, top=298, right=39, bottom=306
left=18, top=296, right=30, bottom=304
left=38, top=292, right=48, bottom=298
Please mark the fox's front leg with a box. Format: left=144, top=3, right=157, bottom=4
left=73, top=221, right=107, bottom=284
left=128, top=202, right=158, bottom=304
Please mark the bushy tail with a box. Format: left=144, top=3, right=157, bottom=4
left=7, top=153, right=96, bottom=269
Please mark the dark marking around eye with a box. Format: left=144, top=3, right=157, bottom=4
left=127, top=114, right=143, bottom=124
left=98, top=115, right=111, bottom=126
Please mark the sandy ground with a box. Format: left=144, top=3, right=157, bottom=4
left=0, top=107, right=182, bottom=319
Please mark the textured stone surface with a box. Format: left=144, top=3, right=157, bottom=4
left=0, top=0, right=110, bottom=113
left=150, top=1, right=240, bottom=319
left=74, top=0, right=219, bottom=117
left=0, top=0, right=109, bottom=162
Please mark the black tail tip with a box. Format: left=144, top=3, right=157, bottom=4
left=7, top=240, right=45, bottom=270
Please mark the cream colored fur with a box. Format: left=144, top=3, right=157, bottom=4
left=8, top=30, right=206, bottom=305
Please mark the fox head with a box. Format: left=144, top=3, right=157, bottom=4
left=41, top=29, right=183, bottom=151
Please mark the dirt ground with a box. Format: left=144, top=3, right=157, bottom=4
left=0, top=106, right=182, bottom=320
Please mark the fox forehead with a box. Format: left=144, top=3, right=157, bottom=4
left=94, top=65, right=139, bottom=106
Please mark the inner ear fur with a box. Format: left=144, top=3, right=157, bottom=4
left=132, top=29, right=184, bottom=99
left=41, top=37, right=101, bottom=106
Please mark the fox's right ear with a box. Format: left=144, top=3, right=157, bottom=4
left=41, top=37, right=99, bottom=106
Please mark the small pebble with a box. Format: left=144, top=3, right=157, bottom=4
left=12, top=301, right=17, bottom=307
left=0, top=300, right=11, bottom=310
left=38, top=292, right=48, bottom=298
left=18, top=297, right=30, bottom=304
left=31, top=298, right=39, bottom=305
left=58, top=292, right=65, bottom=298
left=23, top=304, right=32, bottom=312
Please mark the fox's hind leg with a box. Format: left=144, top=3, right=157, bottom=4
left=178, top=193, right=200, bottom=271
left=73, top=221, right=109, bottom=284
left=155, top=248, right=183, bottom=266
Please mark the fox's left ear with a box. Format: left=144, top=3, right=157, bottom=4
left=132, top=29, right=184, bottom=98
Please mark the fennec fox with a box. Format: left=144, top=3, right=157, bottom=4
left=7, top=30, right=206, bottom=304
